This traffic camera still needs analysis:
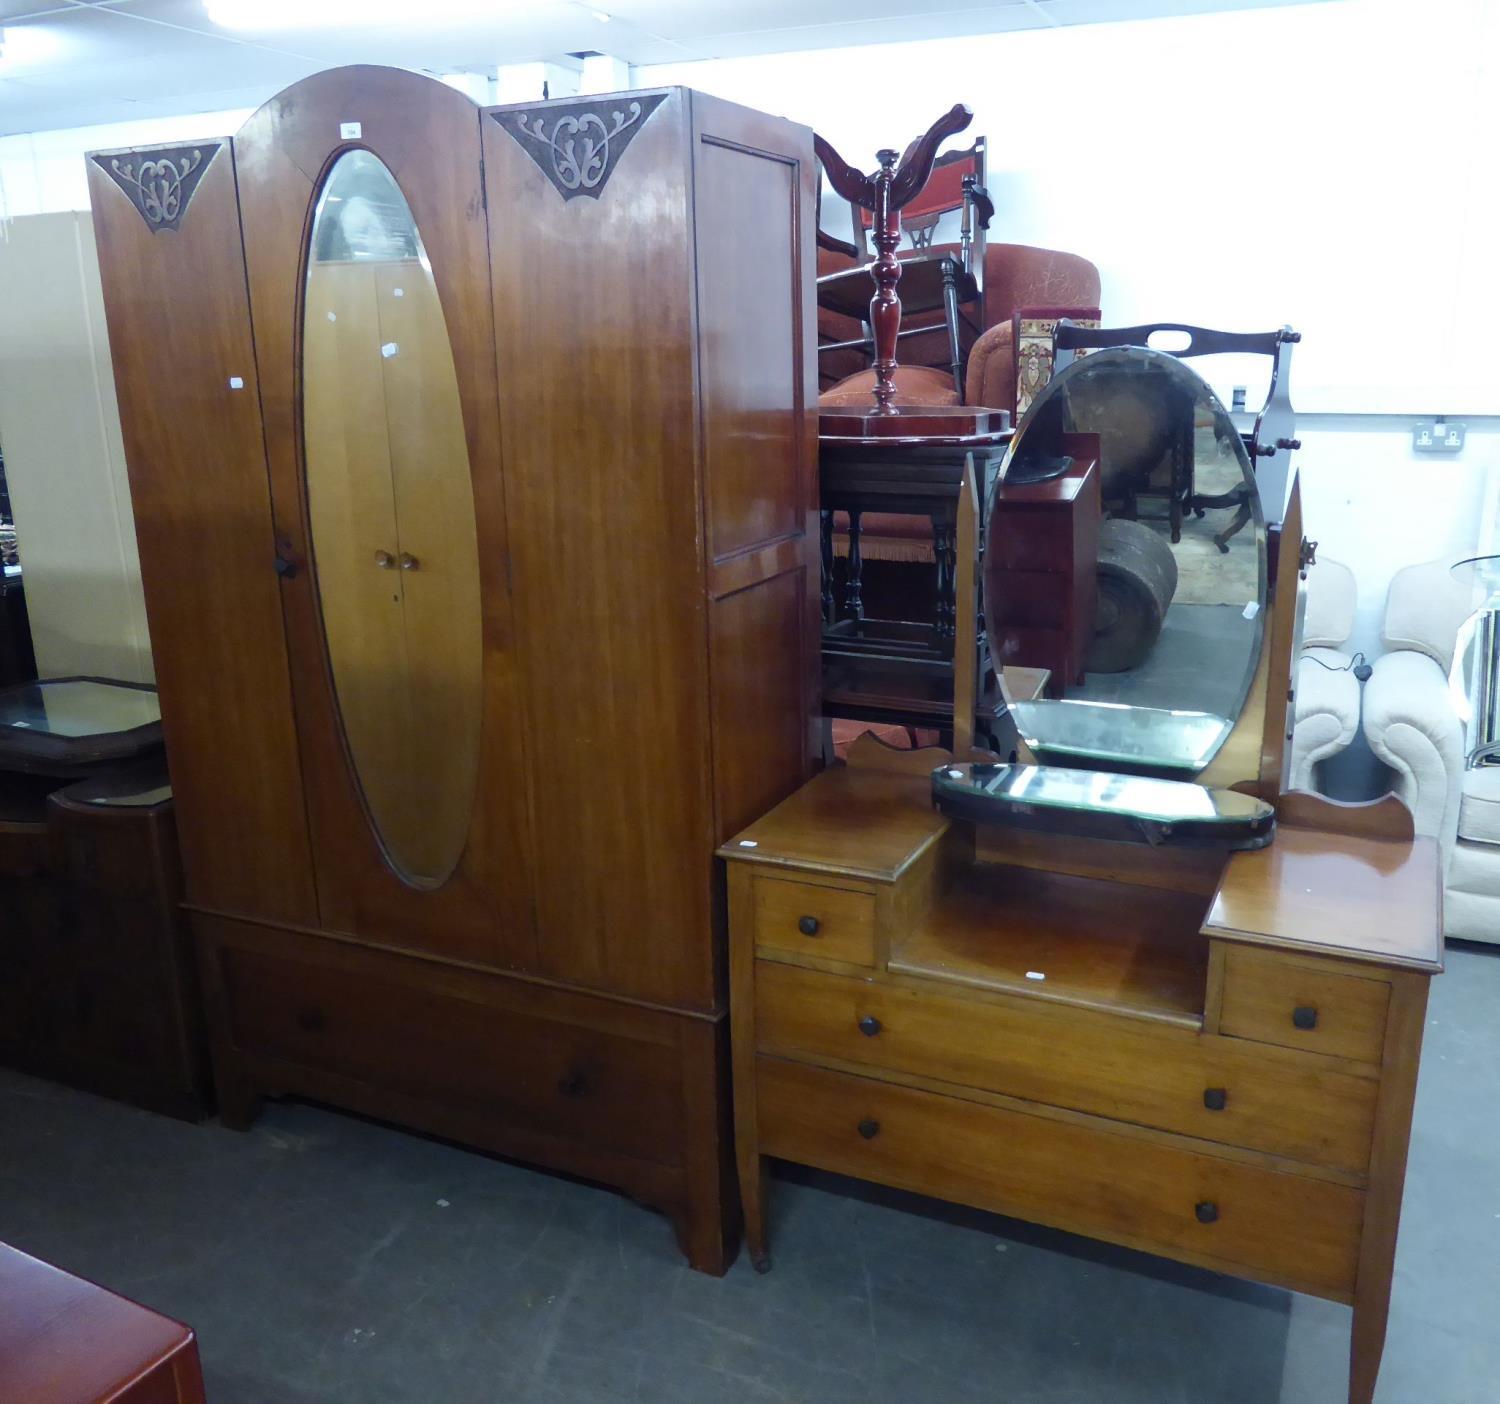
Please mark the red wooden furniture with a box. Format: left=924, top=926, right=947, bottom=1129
left=814, top=105, right=975, bottom=421
left=984, top=434, right=1102, bottom=695
left=0, top=1242, right=207, bottom=1404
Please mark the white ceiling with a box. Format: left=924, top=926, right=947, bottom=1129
left=0, top=0, right=1333, bottom=135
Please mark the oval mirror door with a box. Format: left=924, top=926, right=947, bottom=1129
left=302, top=149, right=483, bottom=887
left=988, top=346, right=1267, bottom=778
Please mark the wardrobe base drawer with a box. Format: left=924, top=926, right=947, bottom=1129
left=208, top=926, right=685, bottom=1167
left=756, top=1055, right=1362, bottom=1300
left=755, top=961, right=1376, bottom=1175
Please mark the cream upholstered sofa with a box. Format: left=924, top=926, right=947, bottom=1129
left=1289, top=557, right=1362, bottom=793
left=1362, top=558, right=1499, bottom=943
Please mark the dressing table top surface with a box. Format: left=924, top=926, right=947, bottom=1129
left=724, top=766, right=1443, bottom=976
left=720, top=766, right=943, bottom=883
left=1204, top=826, right=1443, bottom=974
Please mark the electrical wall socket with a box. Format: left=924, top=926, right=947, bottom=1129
left=1413, top=420, right=1466, bottom=453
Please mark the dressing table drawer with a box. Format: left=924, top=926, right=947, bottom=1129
left=756, top=1055, right=1363, bottom=1299
left=753, top=877, right=876, bottom=966
left=755, top=961, right=1377, bottom=1174
left=1219, top=947, right=1390, bottom=1065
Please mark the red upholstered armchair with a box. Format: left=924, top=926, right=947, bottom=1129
left=963, top=243, right=1101, bottom=416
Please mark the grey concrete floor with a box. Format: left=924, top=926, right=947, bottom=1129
left=2, top=945, right=1497, bottom=1404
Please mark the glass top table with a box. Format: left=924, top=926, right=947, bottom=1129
left=0, top=677, right=164, bottom=776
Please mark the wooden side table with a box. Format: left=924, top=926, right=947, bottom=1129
left=820, top=429, right=1011, bottom=734
left=0, top=1242, right=206, bottom=1404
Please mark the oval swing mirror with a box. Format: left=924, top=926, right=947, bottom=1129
left=302, top=149, right=483, bottom=887
left=987, top=346, right=1267, bottom=778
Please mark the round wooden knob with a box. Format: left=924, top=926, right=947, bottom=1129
left=1195, top=1201, right=1219, bottom=1225
left=1292, top=1005, right=1319, bottom=1031
left=797, top=915, right=820, bottom=936
left=857, top=1118, right=880, bottom=1141
left=1203, top=1088, right=1228, bottom=1112
left=858, top=1016, right=882, bottom=1038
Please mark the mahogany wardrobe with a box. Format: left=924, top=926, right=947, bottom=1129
left=86, top=65, right=819, bottom=1272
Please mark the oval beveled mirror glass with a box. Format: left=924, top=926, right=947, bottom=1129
left=302, top=149, right=482, bottom=887
left=988, top=346, right=1267, bottom=778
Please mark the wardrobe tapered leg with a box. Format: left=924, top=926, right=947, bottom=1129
left=676, top=1014, right=736, bottom=1276
left=727, top=863, right=769, bottom=1272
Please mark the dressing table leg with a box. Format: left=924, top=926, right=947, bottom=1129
left=1348, top=972, right=1429, bottom=1404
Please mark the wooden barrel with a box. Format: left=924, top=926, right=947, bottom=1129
left=1086, top=519, right=1178, bottom=673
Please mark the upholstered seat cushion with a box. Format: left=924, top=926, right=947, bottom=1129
left=1445, top=836, right=1500, bottom=941
left=1457, top=766, right=1500, bottom=845
left=818, top=364, right=960, bottom=408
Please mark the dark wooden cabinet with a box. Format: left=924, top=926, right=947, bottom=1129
left=87, top=67, right=817, bottom=1272
left=0, top=771, right=211, bottom=1121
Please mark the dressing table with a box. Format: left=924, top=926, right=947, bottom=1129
left=724, top=350, right=1440, bottom=1404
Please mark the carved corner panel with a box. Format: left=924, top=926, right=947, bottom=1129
left=490, top=93, right=667, bottom=201
left=89, top=143, right=223, bottom=233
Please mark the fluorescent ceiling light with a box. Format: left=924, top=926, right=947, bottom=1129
left=205, top=0, right=554, bottom=29
left=0, top=23, right=61, bottom=67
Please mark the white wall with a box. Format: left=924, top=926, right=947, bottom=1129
left=0, top=211, right=153, bottom=683
left=0, top=108, right=253, bottom=221
left=643, top=0, right=1500, bottom=417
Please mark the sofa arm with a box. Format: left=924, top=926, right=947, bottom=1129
left=1289, top=648, right=1360, bottom=792
left=1363, top=648, right=1465, bottom=851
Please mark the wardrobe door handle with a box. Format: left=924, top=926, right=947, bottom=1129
left=399, top=552, right=420, bottom=571
left=374, top=549, right=394, bottom=569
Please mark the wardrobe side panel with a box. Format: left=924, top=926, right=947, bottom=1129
left=86, top=138, right=318, bottom=927
left=691, top=94, right=821, bottom=844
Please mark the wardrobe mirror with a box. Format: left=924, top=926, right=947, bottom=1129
left=992, top=346, right=1267, bottom=778
left=302, top=149, right=483, bottom=887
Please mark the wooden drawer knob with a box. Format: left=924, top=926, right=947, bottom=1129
left=1195, top=1201, right=1219, bottom=1225
left=857, top=1015, right=882, bottom=1038
left=1292, top=1005, right=1319, bottom=1031
left=1203, top=1088, right=1228, bottom=1112
left=797, top=915, right=820, bottom=936
left=857, top=1118, right=880, bottom=1141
